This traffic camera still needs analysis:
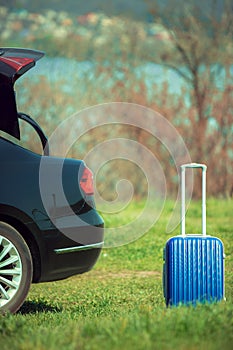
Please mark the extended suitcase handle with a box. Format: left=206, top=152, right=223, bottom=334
left=180, top=163, right=207, bottom=236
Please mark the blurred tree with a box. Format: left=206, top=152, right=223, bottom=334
left=145, top=0, right=233, bottom=196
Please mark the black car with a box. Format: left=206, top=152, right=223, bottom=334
left=0, top=48, right=104, bottom=313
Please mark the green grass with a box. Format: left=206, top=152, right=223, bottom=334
left=1, top=199, right=233, bottom=350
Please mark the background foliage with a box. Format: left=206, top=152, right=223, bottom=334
left=0, top=0, right=232, bottom=198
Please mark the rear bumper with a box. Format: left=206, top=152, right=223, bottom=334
left=37, top=223, right=104, bottom=282
left=26, top=204, right=104, bottom=282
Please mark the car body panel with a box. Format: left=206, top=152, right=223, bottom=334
left=0, top=136, right=104, bottom=282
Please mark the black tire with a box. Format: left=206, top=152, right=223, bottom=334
left=0, top=222, right=33, bottom=313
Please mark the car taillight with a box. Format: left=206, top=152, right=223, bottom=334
left=80, top=167, right=94, bottom=195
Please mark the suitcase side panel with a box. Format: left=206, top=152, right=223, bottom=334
left=164, top=236, right=224, bottom=306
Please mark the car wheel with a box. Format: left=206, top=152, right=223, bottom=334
left=0, top=222, right=32, bottom=313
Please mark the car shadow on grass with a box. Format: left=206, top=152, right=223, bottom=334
left=18, top=300, right=62, bottom=315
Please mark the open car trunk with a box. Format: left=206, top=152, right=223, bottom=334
left=0, top=48, right=44, bottom=139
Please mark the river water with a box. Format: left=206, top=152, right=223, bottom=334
left=18, top=56, right=232, bottom=109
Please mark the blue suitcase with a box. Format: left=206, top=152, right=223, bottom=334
left=163, top=163, right=225, bottom=306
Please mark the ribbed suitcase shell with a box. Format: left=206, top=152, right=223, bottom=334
left=164, top=235, right=224, bottom=306
left=163, top=163, right=225, bottom=306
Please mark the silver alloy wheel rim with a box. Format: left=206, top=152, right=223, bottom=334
left=0, top=235, right=22, bottom=308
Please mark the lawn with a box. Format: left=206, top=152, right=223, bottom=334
left=1, top=199, right=233, bottom=350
